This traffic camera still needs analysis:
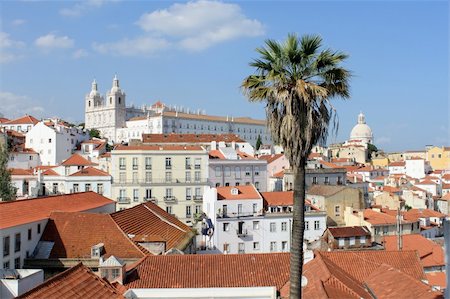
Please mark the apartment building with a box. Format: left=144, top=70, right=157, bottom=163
left=111, top=145, right=209, bottom=226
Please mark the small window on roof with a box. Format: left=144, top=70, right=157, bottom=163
left=231, top=188, right=239, bottom=195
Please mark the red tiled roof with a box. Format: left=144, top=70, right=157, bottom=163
left=100, top=152, right=111, bottom=158
left=416, top=179, right=437, bottom=185
left=5, top=114, right=39, bottom=125
left=111, top=202, right=195, bottom=251
left=70, top=167, right=110, bottom=177
left=442, top=173, right=450, bottom=180
left=258, top=154, right=284, bottom=164
left=388, top=161, right=406, bottom=167
left=42, top=168, right=59, bottom=176
left=426, top=272, right=447, bottom=290
left=124, top=253, right=290, bottom=290
left=272, top=170, right=284, bottom=178
left=9, top=168, right=34, bottom=175
left=114, top=145, right=204, bottom=151
left=382, top=234, right=444, bottom=268
left=216, top=185, right=261, bottom=200
left=382, top=186, right=402, bottom=193
left=236, top=150, right=256, bottom=160
left=17, top=263, right=124, bottom=299
left=319, top=160, right=342, bottom=169
left=260, top=191, right=318, bottom=211
left=6, top=129, right=25, bottom=138
left=363, top=209, right=414, bottom=225
left=208, top=150, right=225, bottom=159
left=0, top=117, right=10, bottom=123
left=327, top=226, right=371, bottom=238
left=442, top=183, right=450, bottom=189
left=403, top=209, right=446, bottom=221
left=142, top=133, right=245, bottom=144
left=41, top=212, right=146, bottom=259
left=0, top=192, right=115, bottom=229
left=61, top=154, right=96, bottom=166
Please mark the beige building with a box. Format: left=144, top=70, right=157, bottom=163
left=306, top=185, right=364, bottom=226
left=373, top=192, right=404, bottom=210
left=111, top=145, right=209, bottom=227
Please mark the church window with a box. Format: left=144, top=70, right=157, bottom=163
left=119, top=97, right=121, bottom=104
left=110, top=97, right=112, bottom=104
left=88, top=101, right=91, bottom=107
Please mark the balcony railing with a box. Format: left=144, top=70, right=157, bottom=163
left=132, top=165, right=138, bottom=170
left=195, top=165, right=201, bottom=169
left=185, top=164, right=191, bottom=169
left=165, top=165, right=172, bottom=170
left=193, top=195, right=203, bottom=201
left=217, top=212, right=263, bottom=218
left=145, top=165, right=152, bottom=170
left=143, top=197, right=157, bottom=203
left=117, top=197, right=131, bottom=204
left=119, top=165, right=126, bottom=170
left=236, top=229, right=249, bottom=237
left=164, top=196, right=177, bottom=202
left=113, top=178, right=209, bottom=185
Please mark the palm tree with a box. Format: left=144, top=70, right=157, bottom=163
left=241, top=34, right=350, bottom=298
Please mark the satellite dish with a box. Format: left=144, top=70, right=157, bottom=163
left=301, top=276, right=308, bottom=287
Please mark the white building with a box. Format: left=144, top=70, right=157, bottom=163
left=0, top=269, right=44, bottom=299
left=0, top=192, right=115, bottom=269
left=349, top=112, right=373, bottom=145
left=202, top=186, right=326, bottom=255
left=8, top=148, right=40, bottom=170
left=25, top=120, right=89, bottom=166
left=0, top=115, right=39, bottom=134
left=405, top=157, right=431, bottom=179
left=84, top=76, right=271, bottom=146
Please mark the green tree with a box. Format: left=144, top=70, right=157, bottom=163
left=242, top=34, right=350, bottom=298
left=0, top=145, right=17, bottom=201
left=89, top=128, right=101, bottom=139
left=255, top=134, right=262, bottom=150
left=367, top=143, right=378, bottom=159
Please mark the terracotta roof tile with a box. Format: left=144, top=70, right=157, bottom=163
left=416, top=179, right=438, bottom=185
left=272, top=170, right=285, bottom=178
left=388, top=161, right=406, bottom=167
left=319, top=160, right=342, bottom=169
left=403, top=209, right=446, bottom=221
left=260, top=191, right=318, bottom=210
left=9, top=168, right=34, bottom=175
left=0, top=117, right=10, bottom=123
left=114, top=145, right=204, bottom=151
left=363, top=209, right=414, bottom=225
left=41, top=212, right=146, bottom=259
left=17, top=263, right=124, bottom=299
left=4, top=115, right=39, bottom=125
left=426, top=272, right=447, bottom=290
left=0, top=192, right=114, bottom=229
left=258, top=154, right=284, bottom=164
left=69, top=167, right=110, bottom=177
left=216, top=185, right=261, bottom=200
left=42, top=168, right=59, bottom=176
left=111, top=202, right=195, bottom=251
left=208, top=149, right=225, bottom=159
left=142, top=133, right=245, bottom=143
left=382, top=234, right=444, bottom=268
left=124, top=253, right=290, bottom=290
left=327, top=226, right=371, bottom=238
left=61, top=153, right=96, bottom=166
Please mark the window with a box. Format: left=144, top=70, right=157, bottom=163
left=255, top=181, right=260, bottom=190
left=195, top=187, right=201, bottom=197
left=224, top=167, right=231, bottom=177
left=235, top=167, right=241, bottom=179
left=238, top=242, right=245, bottom=254
left=165, top=172, right=172, bottom=182
left=186, top=188, right=192, bottom=200
left=314, top=221, right=320, bottom=230
left=166, top=206, right=172, bottom=214
left=338, top=238, right=345, bottom=247
left=349, top=237, right=355, bottom=245
left=37, top=224, right=41, bottom=234
left=253, top=242, right=260, bottom=250
left=225, top=182, right=230, bottom=186
left=245, top=167, right=251, bottom=176
left=215, top=167, right=221, bottom=177
left=223, top=243, right=230, bottom=253
left=312, top=177, right=317, bottom=184
left=253, top=203, right=257, bottom=213
left=305, top=221, right=309, bottom=231
left=85, top=184, right=91, bottom=192
left=14, top=257, right=20, bottom=269
left=119, top=157, right=126, bottom=170
left=48, top=138, right=52, bottom=143
left=52, top=183, right=58, bottom=194
left=335, top=205, right=341, bottom=217
left=185, top=171, right=191, bottom=182
left=15, top=233, right=21, bottom=252
left=281, top=222, right=287, bottom=231
left=3, top=261, right=9, bottom=269
left=165, top=157, right=172, bottom=169
left=360, top=236, right=366, bottom=244
left=194, top=158, right=201, bottom=169
left=145, top=172, right=152, bottom=183
left=28, top=229, right=32, bottom=240
left=165, top=188, right=173, bottom=197
left=238, top=204, right=243, bottom=215
left=185, top=157, right=191, bottom=169
left=133, top=189, right=139, bottom=201
left=119, top=172, right=126, bottom=183
left=3, top=236, right=10, bottom=257
left=145, top=157, right=152, bottom=170
left=195, top=171, right=201, bottom=182
left=324, top=177, right=329, bottom=184
left=270, top=222, right=276, bottom=232
left=29, top=155, right=33, bottom=161
left=253, top=221, right=260, bottom=230
left=282, top=241, right=288, bottom=252
left=73, top=183, right=79, bottom=193
left=195, top=205, right=201, bottom=214
left=223, top=223, right=230, bottom=232
left=186, top=206, right=192, bottom=217
left=254, top=167, right=259, bottom=176
left=270, top=241, right=277, bottom=252
left=132, top=172, right=138, bottom=183
left=97, top=183, right=104, bottom=194
left=112, top=268, right=120, bottom=279
left=145, top=189, right=152, bottom=199
left=132, top=157, right=138, bottom=170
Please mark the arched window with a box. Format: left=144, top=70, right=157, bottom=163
left=118, top=97, right=121, bottom=104
left=88, top=101, right=91, bottom=107
left=110, top=97, right=112, bottom=104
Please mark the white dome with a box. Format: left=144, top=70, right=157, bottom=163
left=349, top=112, right=373, bottom=144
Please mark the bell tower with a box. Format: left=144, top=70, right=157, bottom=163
left=85, top=79, right=104, bottom=129
left=106, top=74, right=126, bottom=129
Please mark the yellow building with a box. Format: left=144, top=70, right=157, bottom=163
left=371, top=155, right=389, bottom=168
left=111, top=144, right=209, bottom=227
left=426, top=146, right=450, bottom=170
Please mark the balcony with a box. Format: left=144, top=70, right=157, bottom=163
left=186, top=195, right=192, bottom=200
left=164, top=196, right=177, bottom=202
left=145, top=165, right=152, bottom=170
left=143, top=197, right=157, bottom=203
left=113, top=178, right=209, bottom=186
left=193, top=195, right=203, bottom=202
left=217, top=212, right=263, bottom=218
left=185, top=164, right=191, bottom=169
left=165, top=165, right=172, bottom=170
left=236, top=229, right=249, bottom=237
left=195, top=165, right=201, bottom=170
left=117, top=197, right=131, bottom=204
left=132, top=165, right=138, bottom=170
left=119, top=165, right=126, bottom=170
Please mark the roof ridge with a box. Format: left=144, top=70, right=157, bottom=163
left=143, top=204, right=188, bottom=233
left=108, top=214, right=148, bottom=257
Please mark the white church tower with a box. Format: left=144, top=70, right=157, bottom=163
left=85, top=75, right=127, bottom=142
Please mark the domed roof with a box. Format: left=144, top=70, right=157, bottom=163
left=350, top=112, right=373, bottom=142
left=89, top=79, right=100, bottom=97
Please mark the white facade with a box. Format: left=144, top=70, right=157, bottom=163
left=84, top=76, right=270, bottom=146
left=8, top=150, right=40, bottom=169
left=25, top=121, right=89, bottom=166
left=349, top=112, right=373, bottom=145
left=124, top=287, right=277, bottom=299
left=405, top=158, right=430, bottom=179
left=0, top=269, right=44, bottom=299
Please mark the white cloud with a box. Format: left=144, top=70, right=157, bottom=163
left=35, top=33, right=74, bottom=50
left=93, top=0, right=264, bottom=56
left=72, top=49, right=89, bottom=59
left=0, top=32, right=25, bottom=63
left=0, top=92, right=45, bottom=119
left=11, top=19, right=26, bottom=26
left=137, top=0, right=264, bottom=51
left=60, top=0, right=118, bottom=17
left=93, top=36, right=170, bottom=56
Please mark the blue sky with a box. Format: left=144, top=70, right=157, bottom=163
left=0, top=0, right=448, bottom=152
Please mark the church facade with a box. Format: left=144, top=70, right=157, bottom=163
left=84, top=76, right=271, bottom=145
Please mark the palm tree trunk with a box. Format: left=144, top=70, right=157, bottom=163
left=289, top=157, right=306, bottom=298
